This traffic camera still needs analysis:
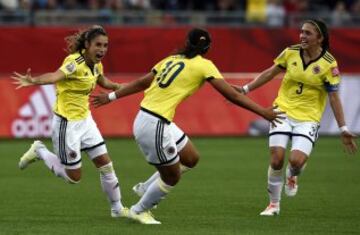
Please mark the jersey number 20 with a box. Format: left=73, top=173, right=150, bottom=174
left=157, top=61, right=185, bottom=88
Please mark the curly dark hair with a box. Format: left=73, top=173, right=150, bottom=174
left=65, top=25, right=107, bottom=54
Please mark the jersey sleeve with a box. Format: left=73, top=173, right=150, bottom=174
left=324, top=60, right=341, bottom=92
left=204, top=60, right=223, bottom=81
left=59, top=57, right=77, bottom=79
left=273, top=48, right=288, bottom=69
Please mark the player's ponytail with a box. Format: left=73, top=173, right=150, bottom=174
left=176, top=28, right=212, bottom=58
left=65, top=25, right=107, bottom=54
left=305, top=19, right=330, bottom=51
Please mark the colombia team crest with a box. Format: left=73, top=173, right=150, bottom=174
left=312, top=65, right=321, bottom=74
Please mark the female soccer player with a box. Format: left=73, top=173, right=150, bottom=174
left=235, top=19, right=357, bottom=216
left=91, top=28, right=284, bottom=224
left=12, top=25, right=128, bottom=218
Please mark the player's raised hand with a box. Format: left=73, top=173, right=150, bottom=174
left=263, top=105, right=286, bottom=127
left=90, top=91, right=111, bottom=108
left=11, top=68, right=34, bottom=89
left=341, top=131, right=357, bottom=155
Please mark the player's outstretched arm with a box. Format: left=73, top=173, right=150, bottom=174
left=233, top=65, right=283, bottom=95
left=209, top=78, right=285, bottom=126
left=12, top=68, right=65, bottom=89
left=97, top=74, right=122, bottom=91
left=328, top=91, right=358, bottom=154
left=91, top=72, right=154, bottom=108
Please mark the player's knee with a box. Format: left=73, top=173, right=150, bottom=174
left=270, top=158, right=284, bottom=170
left=65, top=170, right=82, bottom=184
left=270, top=149, right=285, bottom=169
left=185, top=154, right=199, bottom=168
left=180, top=151, right=200, bottom=169
left=66, top=175, right=81, bottom=184
left=162, top=172, right=181, bottom=186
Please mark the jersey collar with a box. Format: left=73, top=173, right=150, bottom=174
left=300, top=48, right=326, bottom=70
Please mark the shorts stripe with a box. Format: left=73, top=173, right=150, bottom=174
left=63, top=159, right=82, bottom=166
left=59, top=117, right=68, bottom=164
left=148, top=154, right=179, bottom=166
left=292, top=134, right=315, bottom=146
left=269, top=131, right=292, bottom=137
left=81, top=141, right=105, bottom=152
left=159, top=122, right=168, bottom=162
left=155, top=121, right=167, bottom=163
left=176, top=134, right=186, bottom=145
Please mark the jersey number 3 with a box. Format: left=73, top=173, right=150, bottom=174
left=157, top=61, right=185, bottom=88
left=296, top=82, right=304, bottom=94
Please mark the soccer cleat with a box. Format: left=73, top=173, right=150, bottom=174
left=260, top=203, right=280, bottom=216
left=128, top=209, right=161, bottom=224
left=18, top=140, right=43, bottom=170
left=111, top=207, right=129, bottom=218
left=285, top=176, right=298, bottom=197
left=132, top=182, right=146, bottom=197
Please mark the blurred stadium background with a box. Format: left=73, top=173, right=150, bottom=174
left=0, top=1, right=359, bottom=235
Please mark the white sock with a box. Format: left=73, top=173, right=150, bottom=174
left=99, top=162, right=123, bottom=212
left=132, top=178, right=173, bottom=213
left=35, top=146, right=74, bottom=183
left=142, top=172, right=160, bottom=189
left=267, top=166, right=283, bottom=204
left=141, top=163, right=190, bottom=191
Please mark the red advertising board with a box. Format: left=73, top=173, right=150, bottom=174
left=1, top=75, right=281, bottom=138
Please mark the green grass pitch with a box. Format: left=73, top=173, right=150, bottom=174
left=0, top=137, right=359, bottom=235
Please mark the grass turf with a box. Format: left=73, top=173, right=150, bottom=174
left=0, top=137, right=359, bottom=235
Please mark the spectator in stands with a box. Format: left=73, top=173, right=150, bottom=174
left=91, top=28, right=283, bottom=224
left=266, top=0, right=285, bottom=27
left=0, top=0, right=18, bottom=10
left=216, top=0, right=237, bottom=11
left=332, top=1, right=351, bottom=26
left=126, top=0, right=151, bottom=10
left=351, top=0, right=360, bottom=23
left=236, top=19, right=357, bottom=216
left=246, top=0, right=267, bottom=23
left=32, top=0, right=59, bottom=10
left=12, top=25, right=128, bottom=219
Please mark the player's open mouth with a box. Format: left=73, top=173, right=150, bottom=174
left=96, top=54, right=104, bottom=59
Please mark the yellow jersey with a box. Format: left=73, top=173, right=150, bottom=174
left=141, top=54, right=223, bottom=122
left=274, top=44, right=341, bottom=122
left=55, top=52, right=103, bottom=120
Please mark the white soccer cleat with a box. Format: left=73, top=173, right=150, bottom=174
left=285, top=176, right=298, bottom=197
left=132, top=182, right=146, bottom=197
left=128, top=208, right=161, bottom=224
left=18, top=140, right=43, bottom=170
left=111, top=207, right=129, bottom=218
left=260, top=203, right=280, bottom=216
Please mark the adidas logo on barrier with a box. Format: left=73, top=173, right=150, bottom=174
left=11, top=85, right=56, bottom=138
